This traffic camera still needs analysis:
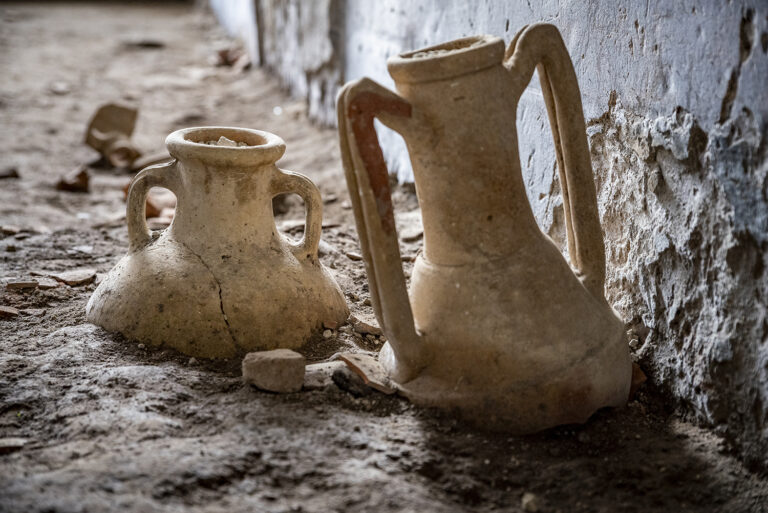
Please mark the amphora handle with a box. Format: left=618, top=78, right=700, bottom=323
left=270, top=169, right=323, bottom=261
left=337, top=78, right=425, bottom=382
left=126, top=160, right=180, bottom=251
left=505, top=23, right=607, bottom=298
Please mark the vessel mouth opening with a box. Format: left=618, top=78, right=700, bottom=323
left=387, top=35, right=504, bottom=84
left=183, top=127, right=268, bottom=147
left=401, top=36, right=491, bottom=59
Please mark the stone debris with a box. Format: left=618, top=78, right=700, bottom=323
left=6, top=280, right=38, bottom=291
left=21, top=308, right=46, bottom=317
left=1, top=225, right=21, bottom=236
left=0, top=306, right=20, bottom=318
left=629, top=362, right=647, bottom=399
left=204, top=136, right=248, bottom=147
left=242, top=349, right=305, bottom=393
left=345, top=251, right=363, bottom=261
left=322, top=329, right=333, bottom=339
left=396, top=209, right=424, bottom=242
left=121, top=37, right=166, bottom=50
left=0, top=166, right=20, bottom=179
left=304, top=360, right=346, bottom=390
left=49, top=81, right=71, bottom=95
left=37, top=277, right=60, bottom=290
left=331, top=364, right=372, bottom=397
left=521, top=492, right=540, bottom=512
left=338, top=352, right=396, bottom=395
left=318, top=239, right=339, bottom=257
left=0, top=437, right=30, bottom=455
left=50, top=269, right=97, bottom=286
left=349, top=314, right=383, bottom=336
left=56, top=166, right=90, bottom=193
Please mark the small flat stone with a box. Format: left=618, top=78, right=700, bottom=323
left=345, top=251, right=363, bottom=261
left=21, top=308, right=46, bottom=317
left=242, top=349, right=305, bottom=393
left=339, top=353, right=396, bottom=394
left=521, top=492, right=540, bottom=512
left=37, top=277, right=59, bottom=290
left=0, top=306, right=20, bottom=319
left=6, top=280, right=38, bottom=291
left=349, top=314, right=383, bottom=336
left=0, top=167, right=20, bottom=179
left=304, top=361, right=345, bottom=390
left=0, top=437, right=30, bottom=455
left=1, top=225, right=20, bottom=236
left=50, top=269, right=96, bottom=286
left=318, top=239, right=339, bottom=257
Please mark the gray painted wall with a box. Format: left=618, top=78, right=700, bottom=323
left=212, top=0, right=768, bottom=469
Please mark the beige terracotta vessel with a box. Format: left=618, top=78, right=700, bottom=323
left=337, top=24, right=631, bottom=432
left=87, top=127, right=348, bottom=358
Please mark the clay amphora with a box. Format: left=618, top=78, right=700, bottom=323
left=337, top=24, right=631, bottom=432
left=87, top=127, right=348, bottom=358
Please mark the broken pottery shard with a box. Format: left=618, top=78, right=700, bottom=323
left=56, top=166, right=90, bottom=193
left=0, top=437, right=30, bottom=455
left=339, top=353, right=396, bottom=394
left=304, top=361, right=346, bottom=391
left=6, top=280, right=38, bottom=291
left=242, top=349, right=305, bottom=393
left=349, top=314, right=383, bottom=336
left=0, top=306, right=20, bottom=318
left=331, top=365, right=372, bottom=397
left=50, top=269, right=96, bottom=286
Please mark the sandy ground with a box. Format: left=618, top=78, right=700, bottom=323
left=0, top=3, right=767, bottom=512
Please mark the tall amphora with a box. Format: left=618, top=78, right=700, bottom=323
left=337, top=24, right=631, bottom=431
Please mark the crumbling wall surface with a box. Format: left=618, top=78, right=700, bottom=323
left=222, top=0, right=768, bottom=469
left=256, top=0, right=342, bottom=125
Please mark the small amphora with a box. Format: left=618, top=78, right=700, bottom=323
left=337, top=24, right=631, bottom=431
left=87, top=127, right=348, bottom=358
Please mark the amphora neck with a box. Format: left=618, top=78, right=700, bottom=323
left=165, top=127, right=286, bottom=252
left=386, top=39, right=540, bottom=265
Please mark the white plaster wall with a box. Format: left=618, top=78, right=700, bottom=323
left=209, top=0, right=258, bottom=61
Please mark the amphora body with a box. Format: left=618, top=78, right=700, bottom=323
left=87, top=127, right=348, bottom=358
left=337, top=24, right=631, bottom=431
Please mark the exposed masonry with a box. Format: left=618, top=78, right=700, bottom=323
left=583, top=96, right=767, bottom=471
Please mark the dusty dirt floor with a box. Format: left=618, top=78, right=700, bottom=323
left=0, top=3, right=766, bottom=513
